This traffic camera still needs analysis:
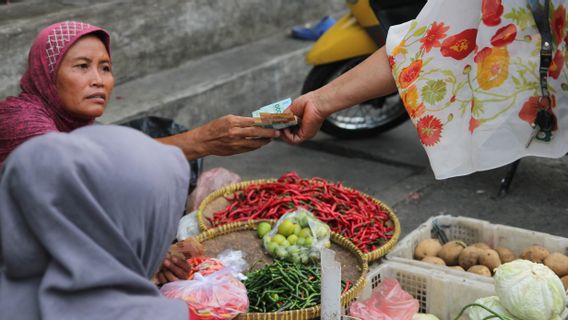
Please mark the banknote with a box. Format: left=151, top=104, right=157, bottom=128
left=252, top=98, right=298, bottom=129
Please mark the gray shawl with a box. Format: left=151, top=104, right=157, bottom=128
left=0, top=125, right=190, bottom=320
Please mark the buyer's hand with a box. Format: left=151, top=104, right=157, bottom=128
left=154, top=253, right=191, bottom=285
left=281, top=92, right=328, bottom=145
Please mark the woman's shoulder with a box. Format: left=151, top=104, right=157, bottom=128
left=0, top=97, right=58, bottom=140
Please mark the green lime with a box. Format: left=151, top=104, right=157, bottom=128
left=272, top=234, right=286, bottom=244
left=299, top=227, right=312, bottom=239
left=267, top=242, right=279, bottom=255
left=296, top=237, right=305, bottom=246
left=280, top=239, right=290, bottom=247
left=278, top=219, right=296, bottom=237
left=303, top=236, right=313, bottom=247
left=294, top=224, right=302, bottom=236
left=287, top=234, right=299, bottom=245
left=257, top=222, right=272, bottom=238
left=275, top=247, right=288, bottom=259
left=316, top=226, right=329, bottom=240
left=324, top=240, right=331, bottom=248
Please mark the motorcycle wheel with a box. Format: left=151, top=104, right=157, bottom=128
left=302, top=56, right=408, bottom=138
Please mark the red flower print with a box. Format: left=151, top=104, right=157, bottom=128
left=416, top=115, right=443, bottom=146
left=552, top=5, right=566, bottom=45
left=420, top=21, right=450, bottom=53
left=474, top=47, right=492, bottom=63
left=482, top=0, right=504, bottom=26
left=398, top=60, right=423, bottom=89
left=469, top=117, right=481, bottom=133
left=549, top=50, right=565, bottom=79
left=440, top=29, right=478, bottom=60
left=519, top=96, right=558, bottom=130
left=388, top=55, right=395, bottom=69
left=490, top=24, right=517, bottom=47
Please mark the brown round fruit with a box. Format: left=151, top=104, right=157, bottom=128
left=544, top=252, right=568, bottom=277
left=414, top=239, right=443, bottom=260
left=520, top=245, right=550, bottom=263
left=449, top=265, right=465, bottom=272
left=467, top=265, right=492, bottom=277
left=459, top=246, right=484, bottom=270
left=437, top=240, right=467, bottom=266
left=422, top=256, right=446, bottom=266
left=561, top=275, right=568, bottom=291
left=495, top=247, right=516, bottom=264
left=479, top=249, right=502, bottom=273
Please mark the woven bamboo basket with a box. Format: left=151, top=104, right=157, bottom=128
left=195, top=220, right=369, bottom=320
left=196, top=179, right=400, bottom=262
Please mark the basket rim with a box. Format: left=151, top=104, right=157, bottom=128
left=195, top=220, right=369, bottom=319
left=196, top=178, right=401, bottom=262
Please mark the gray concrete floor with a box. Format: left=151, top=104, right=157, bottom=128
left=203, top=120, right=568, bottom=239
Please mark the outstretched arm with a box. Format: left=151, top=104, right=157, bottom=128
left=157, top=115, right=279, bottom=160
left=282, top=46, right=397, bottom=144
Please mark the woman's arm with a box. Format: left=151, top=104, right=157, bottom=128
left=157, top=115, right=279, bottom=160
left=282, top=46, right=397, bottom=144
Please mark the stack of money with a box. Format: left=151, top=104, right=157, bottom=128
left=252, top=98, right=298, bottom=130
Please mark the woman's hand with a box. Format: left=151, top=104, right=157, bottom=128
left=159, top=115, right=279, bottom=160
left=281, top=91, right=329, bottom=144
left=154, top=253, right=191, bottom=285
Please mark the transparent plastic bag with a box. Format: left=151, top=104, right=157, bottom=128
left=160, top=270, right=249, bottom=320
left=263, top=208, right=331, bottom=264
left=349, top=278, right=419, bottom=320
left=217, top=249, right=248, bottom=280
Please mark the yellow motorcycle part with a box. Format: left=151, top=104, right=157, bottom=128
left=305, top=14, right=378, bottom=65
left=347, top=0, right=379, bottom=27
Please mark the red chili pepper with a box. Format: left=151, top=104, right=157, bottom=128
left=211, top=172, right=393, bottom=252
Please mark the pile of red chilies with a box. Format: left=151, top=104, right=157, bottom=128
left=210, top=172, right=394, bottom=253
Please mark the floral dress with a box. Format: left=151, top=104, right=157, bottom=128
left=386, top=0, right=568, bottom=179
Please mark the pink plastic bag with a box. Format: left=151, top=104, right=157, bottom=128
left=349, top=278, right=419, bottom=320
left=160, top=270, right=248, bottom=320
left=188, top=167, right=241, bottom=211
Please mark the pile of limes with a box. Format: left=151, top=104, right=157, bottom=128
left=257, top=211, right=330, bottom=264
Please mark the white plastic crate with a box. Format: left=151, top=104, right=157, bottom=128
left=386, top=215, right=568, bottom=283
left=357, top=261, right=494, bottom=320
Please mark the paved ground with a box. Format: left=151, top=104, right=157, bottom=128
left=203, top=120, right=568, bottom=239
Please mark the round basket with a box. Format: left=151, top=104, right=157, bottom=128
left=195, top=220, right=368, bottom=320
left=197, top=179, right=401, bottom=262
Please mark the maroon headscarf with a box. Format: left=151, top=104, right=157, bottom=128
left=0, top=21, right=111, bottom=165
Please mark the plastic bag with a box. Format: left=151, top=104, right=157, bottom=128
left=177, top=210, right=201, bottom=241
left=217, top=249, right=248, bottom=280
left=349, top=278, right=419, bottom=320
left=160, top=270, right=248, bottom=320
left=263, top=208, right=331, bottom=264
left=186, top=257, right=225, bottom=280
left=188, top=167, right=241, bottom=211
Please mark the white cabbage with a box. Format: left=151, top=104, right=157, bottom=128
left=467, top=296, right=517, bottom=320
left=494, top=259, right=567, bottom=320
left=412, top=313, right=440, bottom=320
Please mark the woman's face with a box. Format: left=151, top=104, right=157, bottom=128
left=56, top=35, right=114, bottom=120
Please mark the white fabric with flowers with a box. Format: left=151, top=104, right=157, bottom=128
left=386, top=0, right=568, bottom=179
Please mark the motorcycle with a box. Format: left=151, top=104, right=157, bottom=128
left=302, top=0, right=426, bottom=138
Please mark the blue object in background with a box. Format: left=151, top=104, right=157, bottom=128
left=291, top=16, right=336, bottom=41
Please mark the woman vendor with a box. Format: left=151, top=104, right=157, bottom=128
left=0, top=21, right=279, bottom=166
left=0, top=21, right=275, bottom=284
left=0, top=125, right=197, bottom=319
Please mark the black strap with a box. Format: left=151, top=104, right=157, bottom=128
left=528, top=0, right=557, bottom=139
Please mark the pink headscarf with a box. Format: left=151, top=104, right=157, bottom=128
left=0, top=21, right=111, bottom=165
